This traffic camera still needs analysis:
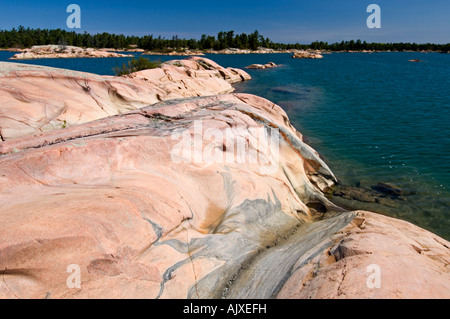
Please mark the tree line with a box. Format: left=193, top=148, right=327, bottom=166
left=0, top=26, right=449, bottom=53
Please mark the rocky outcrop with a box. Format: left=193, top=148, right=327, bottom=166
left=245, top=62, right=278, bottom=69
left=292, top=51, right=323, bottom=59
left=0, top=57, right=250, bottom=140
left=0, top=93, right=341, bottom=299
left=0, top=59, right=448, bottom=299
left=9, top=45, right=133, bottom=60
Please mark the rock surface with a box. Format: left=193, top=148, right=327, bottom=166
left=0, top=57, right=250, bottom=140
left=10, top=45, right=133, bottom=60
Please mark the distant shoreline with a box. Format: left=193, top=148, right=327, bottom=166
left=2, top=28, right=449, bottom=56
left=2, top=46, right=448, bottom=58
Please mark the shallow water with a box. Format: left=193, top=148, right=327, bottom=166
left=1, top=51, right=449, bottom=239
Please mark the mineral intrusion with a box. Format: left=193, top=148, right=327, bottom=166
left=0, top=57, right=449, bottom=299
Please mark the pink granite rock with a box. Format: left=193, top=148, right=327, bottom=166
left=0, top=93, right=338, bottom=299
left=0, top=57, right=250, bottom=141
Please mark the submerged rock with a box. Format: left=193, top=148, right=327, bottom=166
left=333, top=186, right=378, bottom=203
left=331, top=182, right=408, bottom=213
left=372, top=182, right=403, bottom=196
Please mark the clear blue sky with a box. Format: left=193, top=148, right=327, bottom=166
left=0, top=0, right=449, bottom=43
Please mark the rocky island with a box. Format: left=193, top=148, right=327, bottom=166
left=9, top=45, right=133, bottom=60
left=0, top=57, right=449, bottom=299
left=292, top=51, right=324, bottom=59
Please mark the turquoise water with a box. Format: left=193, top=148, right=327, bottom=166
left=1, top=51, right=449, bottom=239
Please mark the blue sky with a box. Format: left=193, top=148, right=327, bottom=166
left=0, top=0, right=449, bottom=43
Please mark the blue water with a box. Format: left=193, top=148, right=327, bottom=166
left=1, top=51, right=449, bottom=239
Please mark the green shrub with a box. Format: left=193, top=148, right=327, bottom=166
left=114, top=56, right=161, bottom=76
